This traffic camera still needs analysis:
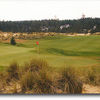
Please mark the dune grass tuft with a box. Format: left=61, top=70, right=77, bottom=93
left=58, top=67, right=83, bottom=94
left=20, top=58, right=54, bottom=94
left=6, top=62, right=19, bottom=81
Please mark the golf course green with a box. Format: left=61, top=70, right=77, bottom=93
left=0, top=35, right=100, bottom=71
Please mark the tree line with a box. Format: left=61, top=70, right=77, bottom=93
left=0, top=18, right=100, bottom=33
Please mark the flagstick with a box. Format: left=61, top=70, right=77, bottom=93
left=37, top=45, right=38, bottom=54
left=36, top=41, right=39, bottom=55
left=37, top=45, right=39, bottom=54
left=38, top=45, right=40, bottom=54
left=38, top=45, right=39, bottom=54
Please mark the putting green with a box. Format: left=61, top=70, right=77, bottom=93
left=0, top=35, right=100, bottom=71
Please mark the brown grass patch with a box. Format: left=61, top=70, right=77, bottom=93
left=58, top=67, right=83, bottom=94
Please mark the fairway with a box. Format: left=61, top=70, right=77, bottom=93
left=0, top=35, right=100, bottom=70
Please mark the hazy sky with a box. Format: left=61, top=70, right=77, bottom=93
left=0, top=0, right=100, bottom=21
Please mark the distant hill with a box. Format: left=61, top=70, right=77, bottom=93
left=0, top=18, right=100, bottom=33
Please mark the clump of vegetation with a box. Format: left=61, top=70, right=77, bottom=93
left=86, top=69, right=96, bottom=85
left=0, top=72, right=7, bottom=91
left=20, top=59, right=54, bottom=94
left=58, top=67, right=83, bottom=94
left=12, top=84, right=18, bottom=94
left=0, top=58, right=85, bottom=94
left=33, top=71, right=54, bottom=94
left=10, top=37, right=16, bottom=45
left=23, top=58, right=49, bottom=73
left=6, top=62, right=19, bottom=81
left=20, top=71, right=54, bottom=94
left=84, top=66, right=100, bottom=86
left=20, top=72, right=35, bottom=92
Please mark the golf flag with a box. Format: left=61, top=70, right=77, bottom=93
left=36, top=41, right=39, bottom=45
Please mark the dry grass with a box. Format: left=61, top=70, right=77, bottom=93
left=0, top=72, right=7, bottom=92
left=20, top=59, right=54, bottom=94
left=6, top=62, right=19, bottom=82
left=23, top=58, right=49, bottom=73
left=12, top=84, right=18, bottom=93
left=0, top=59, right=86, bottom=94
left=84, top=66, right=100, bottom=86
left=20, top=72, right=35, bottom=92
left=58, top=67, right=83, bottom=94
left=33, top=71, right=54, bottom=94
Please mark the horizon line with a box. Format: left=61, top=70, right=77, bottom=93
left=0, top=17, right=100, bottom=22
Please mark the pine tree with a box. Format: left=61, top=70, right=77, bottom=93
left=10, top=37, right=16, bottom=45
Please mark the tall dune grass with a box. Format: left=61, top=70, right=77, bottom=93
left=6, top=62, right=19, bottom=82
left=20, top=59, right=54, bottom=94
left=0, top=58, right=84, bottom=94
left=58, top=67, right=83, bottom=94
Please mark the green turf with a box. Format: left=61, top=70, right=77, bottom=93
left=0, top=35, right=100, bottom=70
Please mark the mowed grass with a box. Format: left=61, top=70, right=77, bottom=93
left=0, top=35, right=100, bottom=71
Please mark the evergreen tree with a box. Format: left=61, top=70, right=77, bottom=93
left=0, top=18, right=100, bottom=33
left=10, top=37, right=16, bottom=45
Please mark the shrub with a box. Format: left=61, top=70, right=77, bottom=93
left=58, top=67, right=83, bottom=94
left=10, top=37, right=16, bottom=45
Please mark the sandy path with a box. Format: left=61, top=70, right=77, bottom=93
left=83, top=84, right=100, bottom=94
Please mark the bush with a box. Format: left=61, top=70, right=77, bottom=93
left=10, top=37, right=16, bottom=45
left=58, top=67, right=83, bottom=94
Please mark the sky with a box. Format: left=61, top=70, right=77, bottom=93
left=0, top=0, right=100, bottom=21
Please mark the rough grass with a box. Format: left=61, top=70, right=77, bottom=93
left=23, top=58, right=49, bottom=72
left=6, top=62, right=19, bottom=82
left=0, top=58, right=100, bottom=94
left=20, top=59, right=54, bottom=94
left=19, top=59, right=83, bottom=94
left=0, top=58, right=84, bottom=94
left=82, top=66, right=100, bottom=86
left=58, top=67, right=83, bottom=94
